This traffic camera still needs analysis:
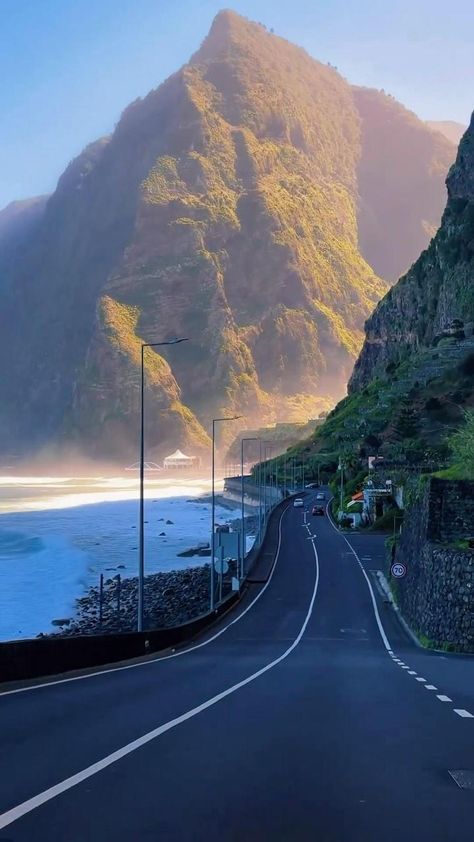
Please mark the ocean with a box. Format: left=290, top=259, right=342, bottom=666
left=0, top=475, right=233, bottom=641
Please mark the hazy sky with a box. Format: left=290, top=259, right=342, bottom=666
left=1, top=0, right=472, bottom=209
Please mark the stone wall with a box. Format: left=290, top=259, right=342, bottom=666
left=427, top=478, right=474, bottom=542
left=393, top=478, right=474, bottom=652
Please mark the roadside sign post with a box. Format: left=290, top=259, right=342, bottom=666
left=391, top=562, right=407, bottom=578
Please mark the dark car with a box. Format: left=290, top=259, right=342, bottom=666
left=312, top=505, right=325, bottom=516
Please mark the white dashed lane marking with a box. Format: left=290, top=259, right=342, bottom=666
left=325, top=504, right=472, bottom=724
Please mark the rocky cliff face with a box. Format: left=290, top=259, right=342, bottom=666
left=0, top=11, right=457, bottom=461
left=350, top=114, right=474, bottom=392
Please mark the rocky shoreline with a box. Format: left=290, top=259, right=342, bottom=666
left=49, top=565, right=213, bottom=636
left=46, top=510, right=258, bottom=637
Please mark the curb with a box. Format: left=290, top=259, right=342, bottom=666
left=375, top=572, right=422, bottom=648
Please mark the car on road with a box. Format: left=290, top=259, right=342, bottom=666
left=305, top=482, right=319, bottom=489
left=316, top=492, right=325, bottom=500
left=293, top=498, right=304, bottom=507
left=312, top=505, right=325, bottom=516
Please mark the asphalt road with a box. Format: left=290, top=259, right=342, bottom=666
left=1, top=492, right=473, bottom=841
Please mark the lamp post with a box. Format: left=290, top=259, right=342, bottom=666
left=138, top=338, right=188, bottom=632
left=339, top=456, right=344, bottom=515
left=240, top=437, right=260, bottom=581
left=211, top=415, right=242, bottom=611
left=257, top=439, right=263, bottom=544
left=263, top=442, right=273, bottom=521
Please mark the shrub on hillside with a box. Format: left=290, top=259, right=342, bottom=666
left=447, top=409, right=474, bottom=478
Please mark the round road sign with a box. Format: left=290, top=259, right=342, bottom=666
left=391, top=562, right=407, bottom=578
left=214, top=559, right=229, bottom=575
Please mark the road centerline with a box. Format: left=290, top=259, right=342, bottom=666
left=0, top=528, right=322, bottom=830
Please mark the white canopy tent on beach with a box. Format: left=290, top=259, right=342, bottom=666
left=163, top=449, right=197, bottom=471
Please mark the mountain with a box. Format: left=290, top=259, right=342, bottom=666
left=0, top=196, right=48, bottom=282
left=305, top=114, right=474, bottom=467
left=427, top=120, right=467, bottom=146
left=355, top=89, right=456, bottom=281
left=350, top=114, right=474, bottom=391
left=0, top=11, right=457, bottom=461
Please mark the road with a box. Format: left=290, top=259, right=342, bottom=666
left=1, top=491, right=473, bottom=840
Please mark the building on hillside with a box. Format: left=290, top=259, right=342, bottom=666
left=163, top=449, right=198, bottom=471
left=363, top=478, right=393, bottom=521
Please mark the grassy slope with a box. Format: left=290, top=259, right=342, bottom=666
left=290, top=117, right=474, bottom=477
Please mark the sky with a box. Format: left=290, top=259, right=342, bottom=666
left=1, top=0, right=473, bottom=210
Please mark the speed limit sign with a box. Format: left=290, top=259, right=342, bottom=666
left=391, top=562, right=407, bottom=578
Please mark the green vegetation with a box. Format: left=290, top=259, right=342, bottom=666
left=445, top=409, right=474, bottom=479
left=366, top=507, right=403, bottom=533
left=100, top=296, right=171, bottom=385
left=0, top=10, right=459, bottom=460
left=416, top=634, right=458, bottom=653
left=287, top=115, right=472, bottom=517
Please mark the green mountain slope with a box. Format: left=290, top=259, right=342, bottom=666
left=302, top=114, right=474, bottom=468
left=0, top=11, right=457, bottom=461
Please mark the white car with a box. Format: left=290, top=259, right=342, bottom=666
left=293, top=498, right=304, bottom=508
left=316, top=492, right=325, bottom=501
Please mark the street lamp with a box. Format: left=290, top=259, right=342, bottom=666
left=240, top=437, right=260, bottom=580
left=263, top=442, right=273, bottom=523
left=138, top=337, right=188, bottom=632
left=338, top=456, right=345, bottom=515
left=211, top=415, right=242, bottom=611
left=287, top=456, right=296, bottom=493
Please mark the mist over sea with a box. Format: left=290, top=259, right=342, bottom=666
left=0, top=475, right=231, bottom=641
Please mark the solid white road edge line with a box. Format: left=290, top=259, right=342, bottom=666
left=0, top=505, right=292, bottom=699
left=324, top=498, right=471, bottom=718
left=0, top=532, right=321, bottom=830
left=325, top=500, right=391, bottom=652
